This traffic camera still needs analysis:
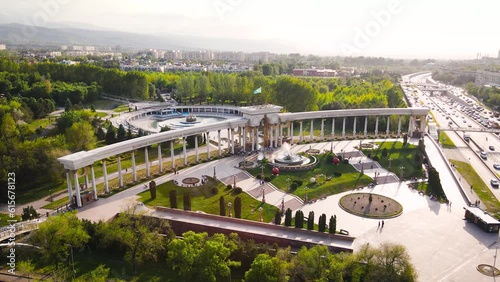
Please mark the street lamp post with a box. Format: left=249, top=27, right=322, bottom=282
left=399, top=166, right=406, bottom=179
left=388, top=158, right=393, bottom=168
left=259, top=207, right=263, bottom=222
left=305, top=186, right=309, bottom=204
left=67, top=244, right=75, bottom=279
left=228, top=202, right=232, bottom=217
left=49, top=189, right=53, bottom=202
left=261, top=186, right=266, bottom=203
left=233, top=175, right=236, bottom=189
left=286, top=177, right=291, bottom=192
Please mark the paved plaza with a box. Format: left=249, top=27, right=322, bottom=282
left=72, top=137, right=500, bottom=281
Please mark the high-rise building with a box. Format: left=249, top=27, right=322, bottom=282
left=0, top=44, right=6, bottom=50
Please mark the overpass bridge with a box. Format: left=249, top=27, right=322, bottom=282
left=439, top=127, right=500, bottom=134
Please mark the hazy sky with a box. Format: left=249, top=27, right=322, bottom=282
left=1, top=0, right=500, bottom=59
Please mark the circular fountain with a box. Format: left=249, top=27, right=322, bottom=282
left=270, top=143, right=316, bottom=171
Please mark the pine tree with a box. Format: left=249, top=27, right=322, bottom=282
left=318, top=213, right=327, bottom=232
left=105, top=124, right=117, bottom=144
left=284, top=208, right=292, bottom=226
left=329, top=215, right=337, bottom=234
left=274, top=210, right=282, bottom=225
left=169, top=190, right=177, bottom=209
left=219, top=196, right=226, bottom=216
left=307, top=211, right=315, bottom=230
left=64, top=98, right=72, bottom=112
left=234, top=196, right=242, bottom=218
left=183, top=192, right=191, bottom=211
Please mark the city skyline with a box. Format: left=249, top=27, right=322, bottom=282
left=0, top=0, right=499, bottom=59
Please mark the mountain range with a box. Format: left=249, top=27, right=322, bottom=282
left=0, top=23, right=298, bottom=53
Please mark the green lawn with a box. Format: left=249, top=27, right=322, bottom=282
left=113, top=104, right=130, bottom=113
left=247, top=154, right=373, bottom=202
left=363, top=141, right=424, bottom=179
left=41, top=197, right=69, bottom=210
left=440, top=132, right=456, bottom=148
left=0, top=213, right=21, bottom=227
left=16, top=181, right=67, bottom=205
left=139, top=178, right=279, bottom=222
left=450, top=160, right=500, bottom=218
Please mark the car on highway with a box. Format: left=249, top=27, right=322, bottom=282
left=480, top=151, right=488, bottom=159
left=493, top=164, right=500, bottom=170
left=489, top=145, right=495, bottom=151
left=491, top=179, right=499, bottom=188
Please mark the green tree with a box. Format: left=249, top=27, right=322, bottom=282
left=381, top=148, right=388, bottom=157
left=64, top=97, right=72, bottom=112
left=295, top=210, right=304, bottom=229
left=30, top=212, right=90, bottom=269
left=318, top=213, right=327, bottom=232
left=66, top=121, right=96, bottom=151
left=284, top=208, right=292, bottom=227
left=17, top=260, right=35, bottom=282
left=98, top=214, right=171, bottom=274
left=307, top=211, right=315, bottom=230
left=329, top=215, right=336, bottom=234
left=105, top=124, right=117, bottom=144
left=234, top=196, right=242, bottom=218
left=219, top=196, right=226, bottom=216
left=72, top=264, right=110, bottom=282
left=273, top=77, right=317, bottom=112
left=183, top=192, right=191, bottom=211
left=244, top=253, right=280, bottom=282
left=117, top=124, right=127, bottom=142
left=167, top=231, right=240, bottom=282
left=274, top=210, right=282, bottom=225
left=169, top=190, right=178, bottom=208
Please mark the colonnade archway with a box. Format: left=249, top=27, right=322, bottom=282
left=58, top=105, right=429, bottom=207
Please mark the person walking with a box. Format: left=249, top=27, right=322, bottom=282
left=381, top=220, right=385, bottom=228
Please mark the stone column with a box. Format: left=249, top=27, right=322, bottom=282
left=279, top=123, right=283, bottom=146
left=171, top=141, right=176, bottom=169
left=117, top=155, right=123, bottom=188
left=397, top=116, right=402, bottom=137
left=375, top=117, right=379, bottom=138
left=270, top=124, right=274, bottom=147
left=183, top=137, right=187, bottom=166
left=242, top=127, right=246, bottom=152
left=420, top=115, right=426, bottom=132
left=320, top=119, right=324, bottom=140
left=332, top=118, right=335, bottom=139
left=66, top=170, right=73, bottom=205
left=290, top=122, right=294, bottom=145
left=408, top=116, right=414, bottom=137
left=145, top=147, right=150, bottom=178
left=342, top=117, right=346, bottom=139
left=310, top=119, right=314, bottom=142
left=299, top=121, right=303, bottom=142
left=217, top=130, right=222, bottom=157
left=364, top=116, right=368, bottom=137
left=386, top=117, right=391, bottom=137
left=231, top=128, right=235, bottom=154
left=90, top=165, right=97, bottom=200
left=251, top=127, right=255, bottom=151
left=84, top=173, right=89, bottom=192
left=195, top=135, right=199, bottom=162
left=73, top=170, right=82, bottom=208
left=206, top=132, right=211, bottom=159
left=158, top=144, right=163, bottom=173
left=103, top=160, right=109, bottom=194
left=353, top=117, right=357, bottom=138
left=131, top=151, right=137, bottom=182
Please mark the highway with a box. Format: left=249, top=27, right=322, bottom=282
left=402, top=72, right=500, bottom=199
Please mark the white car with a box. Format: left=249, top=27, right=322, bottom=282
left=491, top=179, right=499, bottom=188
left=494, top=164, right=500, bottom=170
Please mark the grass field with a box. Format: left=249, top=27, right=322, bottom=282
left=440, top=131, right=456, bottom=148
left=450, top=159, right=500, bottom=218
left=247, top=154, right=373, bottom=202
left=139, top=178, right=279, bottom=222
left=363, top=141, right=424, bottom=179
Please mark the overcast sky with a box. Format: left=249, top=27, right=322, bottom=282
left=1, top=0, right=499, bottom=59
